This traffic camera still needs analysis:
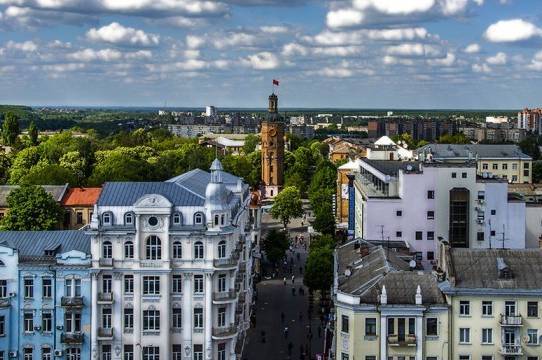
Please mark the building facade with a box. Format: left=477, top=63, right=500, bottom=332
left=260, top=93, right=285, bottom=198
left=89, top=159, right=254, bottom=360
left=0, top=231, right=92, bottom=360
left=62, top=187, right=102, bottom=230
left=518, top=108, right=542, bottom=133
left=0, top=184, right=69, bottom=221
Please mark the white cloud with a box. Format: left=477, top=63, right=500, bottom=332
left=427, top=52, right=456, bottom=66
left=382, top=55, right=414, bottom=66
left=317, top=67, right=354, bottom=78
left=282, top=43, right=309, bottom=57
left=365, top=27, right=428, bottom=41
left=353, top=0, right=436, bottom=15
left=313, top=46, right=363, bottom=57
left=260, top=25, right=289, bottom=34
left=186, top=35, right=205, bottom=49
left=472, top=63, right=491, bottom=73
left=484, top=19, right=542, bottom=43
left=463, top=43, right=480, bottom=53
left=386, top=43, right=441, bottom=57
left=242, top=52, right=280, bottom=70
left=304, top=27, right=428, bottom=46
left=213, top=32, right=258, bottom=49
left=440, top=0, right=469, bottom=15
left=42, top=63, right=85, bottom=73
left=327, top=8, right=364, bottom=28
left=486, top=52, right=507, bottom=65
left=68, top=48, right=122, bottom=62
left=125, top=50, right=152, bottom=60
left=6, top=40, right=37, bottom=52
left=86, top=22, right=160, bottom=47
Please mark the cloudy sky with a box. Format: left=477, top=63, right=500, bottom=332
left=1, top=0, right=541, bottom=109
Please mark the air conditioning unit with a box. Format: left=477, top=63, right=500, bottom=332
left=477, top=219, right=484, bottom=224
left=8, top=292, right=16, bottom=297
left=34, top=326, right=41, bottom=331
left=9, top=351, right=17, bottom=358
left=54, top=350, right=63, bottom=357
left=56, top=325, right=63, bottom=330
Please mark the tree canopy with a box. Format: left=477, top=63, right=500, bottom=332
left=1, top=112, right=20, bottom=146
left=262, top=229, right=289, bottom=265
left=270, top=186, right=304, bottom=228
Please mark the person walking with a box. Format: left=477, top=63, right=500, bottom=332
left=283, top=277, right=287, bottom=286
left=284, top=327, right=289, bottom=338
left=291, top=275, right=295, bottom=284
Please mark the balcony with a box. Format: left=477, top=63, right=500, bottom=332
left=213, top=257, right=238, bottom=269
left=97, top=328, right=114, bottom=340
left=500, top=314, right=522, bottom=326
left=387, top=334, right=417, bottom=347
left=99, top=258, right=114, bottom=267
left=61, top=296, right=84, bottom=308
left=213, top=290, right=237, bottom=302
left=61, top=332, right=84, bottom=344
left=212, top=324, right=238, bottom=339
left=500, top=344, right=523, bottom=355
left=97, top=292, right=114, bottom=304
left=0, top=298, right=10, bottom=308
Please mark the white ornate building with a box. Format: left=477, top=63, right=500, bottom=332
left=88, top=159, right=255, bottom=360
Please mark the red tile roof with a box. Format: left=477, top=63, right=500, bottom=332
left=62, top=187, right=102, bottom=206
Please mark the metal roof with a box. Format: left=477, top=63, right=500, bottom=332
left=362, top=159, right=421, bottom=176
left=97, top=182, right=205, bottom=207
left=0, top=230, right=90, bottom=256
left=0, top=184, right=68, bottom=207
left=417, top=144, right=531, bottom=160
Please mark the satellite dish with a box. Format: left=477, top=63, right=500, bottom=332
left=409, top=260, right=417, bottom=269
left=344, top=268, right=352, bottom=277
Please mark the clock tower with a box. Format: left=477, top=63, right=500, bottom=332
left=261, top=93, right=285, bottom=198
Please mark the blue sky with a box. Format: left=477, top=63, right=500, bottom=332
left=1, top=0, right=542, bottom=109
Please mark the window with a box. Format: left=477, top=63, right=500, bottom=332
left=194, top=308, right=203, bottom=329
left=415, top=252, right=423, bottom=261
left=194, top=275, right=204, bottom=294
left=505, top=301, right=517, bottom=316
left=148, top=217, right=158, bottom=226
left=459, top=357, right=470, bottom=360
left=173, top=308, right=182, bottom=329
left=102, top=345, right=111, bottom=360
left=525, top=169, right=530, bottom=177
left=124, top=308, right=133, bottom=331
left=459, top=301, right=470, bottom=316
left=427, top=190, right=434, bottom=199
left=24, top=278, right=34, bottom=298
left=427, top=251, right=434, bottom=261
left=477, top=232, right=485, bottom=241
left=143, top=276, right=160, bottom=295
left=427, top=231, right=434, bottom=241
left=173, top=213, right=182, bottom=225
left=65, top=312, right=81, bottom=332
left=490, top=209, right=496, bottom=215
left=102, top=275, right=112, bottom=293
left=478, top=191, right=485, bottom=200
left=482, top=163, right=489, bottom=170
left=502, top=163, right=508, bottom=170
left=341, top=354, right=348, bottom=360
left=492, top=164, right=498, bottom=170
left=214, top=215, right=219, bottom=226
left=427, top=211, right=434, bottom=220
left=0, top=316, right=4, bottom=336
left=194, top=213, right=204, bottom=225
left=528, top=301, right=538, bottom=317
left=172, top=346, right=182, bottom=360
left=66, top=349, right=81, bottom=360
left=172, top=242, right=182, bottom=259
left=396, top=231, right=402, bottom=238
left=481, top=357, right=492, bottom=360
left=42, top=278, right=52, bottom=298
left=102, top=308, right=112, bottom=328
left=124, top=242, right=134, bottom=259
left=218, top=307, right=226, bottom=327
left=172, top=275, right=183, bottom=294
left=482, top=328, right=492, bottom=344
left=193, top=345, right=203, bottom=360
left=217, top=344, right=226, bottom=360
left=143, top=310, right=160, bottom=331
left=0, top=280, right=6, bottom=298
left=341, top=315, right=349, bottom=333
left=124, top=346, right=133, bottom=360
left=527, top=358, right=538, bottom=360
left=365, top=357, right=376, bottom=360
left=396, top=210, right=402, bottom=216
left=415, top=231, right=423, bottom=240
left=426, top=318, right=438, bottom=336
left=24, top=349, right=32, bottom=360
left=42, top=348, right=51, bottom=360
left=512, top=163, right=518, bottom=170
left=525, top=162, right=530, bottom=169
left=42, top=311, right=52, bottom=332
left=528, top=329, right=539, bottom=345
left=102, top=212, right=112, bottom=225
left=218, top=241, right=226, bottom=258
left=146, top=236, right=162, bottom=260
left=365, top=318, right=376, bottom=336
left=194, top=241, right=204, bottom=259
left=124, top=275, right=134, bottom=295
left=482, top=301, right=493, bottom=316
left=490, top=230, right=496, bottom=237
left=459, top=328, right=470, bottom=343
left=142, top=347, right=159, bottom=360
left=462, top=172, right=467, bottom=178
left=124, top=213, right=134, bottom=225
left=24, top=312, right=34, bottom=332
left=451, top=172, right=457, bottom=178
left=512, top=175, right=518, bottom=182
left=218, top=274, right=226, bottom=292
left=65, top=278, right=81, bottom=297
left=103, top=241, right=112, bottom=259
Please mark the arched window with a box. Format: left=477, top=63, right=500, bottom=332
left=194, top=212, right=204, bottom=225
left=102, top=212, right=112, bottom=225
left=124, top=241, right=134, bottom=259
left=214, top=215, right=219, bottom=226
left=172, top=213, right=182, bottom=226
left=124, top=212, right=134, bottom=226
left=173, top=242, right=182, bottom=259
left=103, top=241, right=112, bottom=259
left=194, top=241, right=204, bottom=259
left=217, top=241, right=226, bottom=259
left=146, top=236, right=162, bottom=260
left=220, top=214, right=225, bottom=226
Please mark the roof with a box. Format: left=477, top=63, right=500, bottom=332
left=362, top=159, right=421, bottom=176
left=336, top=240, right=445, bottom=305
left=0, top=230, right=90, bottom=257
left=418, top=144, right=531, bottom=160
left=0, top=184, right=68, bottom=207
left=338, top=159, right=363, bottom=171
left=62, top=187, right=102, bottom=206
left=374, top=136, right=396, bottom=146
left=508, top=183, right=542, bottom=196
left=214, top=137, right=245, bottom=148
left=447, top=248, right=542, bottom=290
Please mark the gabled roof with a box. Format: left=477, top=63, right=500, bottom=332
left=0, top=184, right=69, bottom=207
left=97, top=182, right=205, bottom=207
left=0, top=230, right=90, bottom=257
left=62, top=187, right=102, bottom=206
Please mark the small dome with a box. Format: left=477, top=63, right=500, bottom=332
left=210, top=158, right=223, bottom=172
left=205, top=182, right=228, bottom=210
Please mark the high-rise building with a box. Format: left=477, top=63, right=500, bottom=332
left=518, top=108, right=542, bottom=133
left=260, top=93, right=285, bottom=198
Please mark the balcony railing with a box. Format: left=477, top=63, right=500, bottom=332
left=500, top=344, right=523, bottom=355
left=213, top=290, right=237, bottom=301
left=98, top=292, right=114, bottom=303
left=0, top=298, right=10, bottom=308
left=500, top=314, right=522, bottom=326
left=61, top=332, right=84, bottom=344
left=97, top=328, right=114, bottom=339
left=99, top=258, right=114, bottom=267
left=61, top=296, right=84, bottom=308
left=213, top=257, right=238, bottom=268
left=387, top=334, right=416, bottom=346
left=212, top=324, right=238, bottom=338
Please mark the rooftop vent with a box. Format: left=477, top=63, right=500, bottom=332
left=496, top=257, right=513, bottom=279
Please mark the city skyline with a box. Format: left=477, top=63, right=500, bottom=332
left=1, top=0, right=542, bottom=108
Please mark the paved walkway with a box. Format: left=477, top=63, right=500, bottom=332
left=243, top=210, right=324, bottom=360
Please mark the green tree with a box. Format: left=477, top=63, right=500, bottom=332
left=0, top=185, right=64, bottom=230
left=59, top=151, right=89, bottom=184
left=1, top=112, right=20, bottom=146
left=312, top=201, right=336, bottom=236
left=28, top=121, right=38, bottom=145
left=262, top=229, right=289, bottom=266
left=270, top=186, right=304, bottom=229
left=304, top=246, right=334, bottom=292
left=519, top=136, right=541, bottom=161
left=0, top=151, right=11, bottom=185
left=88, top=152, right=154, bottom=185
left=20, top=163, right=78, bottom=185
left=533, top=161, right=542, bottom=183
left=243, top=134, right=259, bottom=154
left=8, top=146, right=43, bottom=184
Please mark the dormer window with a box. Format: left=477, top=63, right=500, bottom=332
left=214, top=215, right=219, bottom=226
left=220, top=214, right=225, bottom=226
left=173, top=213, right=182, bottom=226
left=194, top=213, right=204, bottom=225
left=102, top=212, right=112, bottom=226
left=124, top=213, right=134, bottom=226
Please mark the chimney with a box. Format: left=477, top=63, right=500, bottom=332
left=415, top=285, right=422, bottom=305
left=380, top=285, right=387, bottom=305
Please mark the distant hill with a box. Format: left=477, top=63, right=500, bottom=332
left=0, top=105, right=35, bottom=120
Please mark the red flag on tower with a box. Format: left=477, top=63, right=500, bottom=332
left=273, top=79, right=280, bottom=86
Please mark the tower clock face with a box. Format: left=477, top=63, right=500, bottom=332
left=269, top=128, right=277, bottom=137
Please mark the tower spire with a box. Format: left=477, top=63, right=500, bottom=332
left=268, top=93, right=278, bottom=113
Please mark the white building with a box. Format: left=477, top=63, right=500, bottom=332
left=89, top=159, right=255, bottom=360
left=354, top=159, right=526, bottom=266
left=206, top=106, right=217, bottom=118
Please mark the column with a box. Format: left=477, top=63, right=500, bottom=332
left=91, top=272, right=99, bottom=359
left=205, top=273, right=213, bottom=360
left=133, top=274, right=141, bottom=355
left=380, top=316, right=387, bottom=360
left=113, top=272, right=123, bottom=359
left=415, top=316, right=423, bottom=360
left=183, top=273, right=193, bottom=360
left=164, top=273, right=171, bottom=357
